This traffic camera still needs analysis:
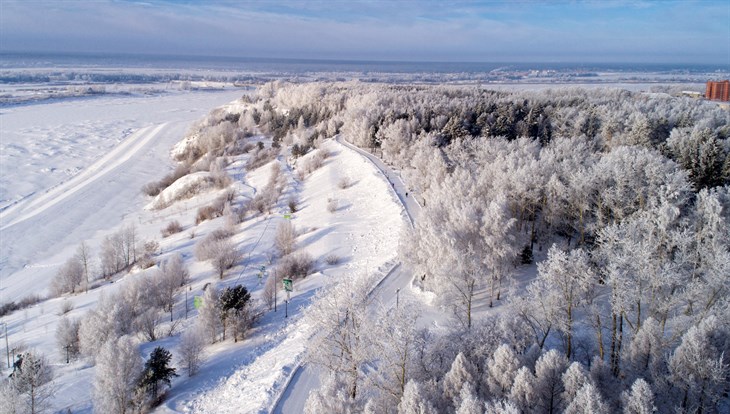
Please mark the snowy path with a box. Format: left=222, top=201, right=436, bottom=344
left=272, top=137, right=422, bottom=414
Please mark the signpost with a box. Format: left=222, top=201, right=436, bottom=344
left=283, top=278, right=293, bottom=318
left=282, top=278, right=293, bottom=292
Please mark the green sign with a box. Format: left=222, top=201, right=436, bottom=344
left=284, top=214, right=292, bottom=220
left=283, top=278, right=293, bottom=292
left=193, top=296, right=202, bottom=309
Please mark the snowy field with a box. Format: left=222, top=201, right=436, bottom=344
left=0, top=90, right=245, bottom=300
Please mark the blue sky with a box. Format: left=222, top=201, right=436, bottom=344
left=1, top=0, right=728, bottom=64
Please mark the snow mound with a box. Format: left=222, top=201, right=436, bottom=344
left=171, top=133, right=199, bottom=160
left=146, top=171, right=214, bottom=210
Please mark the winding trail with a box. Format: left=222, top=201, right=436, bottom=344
left=272, top=137, right=422, bottom=414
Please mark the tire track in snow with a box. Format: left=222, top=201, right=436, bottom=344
left=1, top=123, right=167, bottom=230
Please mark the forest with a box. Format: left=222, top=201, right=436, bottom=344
left=3, top=81, right=728, bottom=414
left=242, top=82, right=730, bottom=413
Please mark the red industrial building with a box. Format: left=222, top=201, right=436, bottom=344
left=706, top=80, right=730, bottom=101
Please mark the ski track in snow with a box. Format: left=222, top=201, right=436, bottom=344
left=1, top=123, right=167, bottom=230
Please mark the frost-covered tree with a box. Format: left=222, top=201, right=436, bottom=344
left=486, top=344, right=520, bottom=398
left=306, top=275, right=374, bottom=399
left=667, top=127, right=726, bottom=190
left=368, top=301, right=421, bottom=404
left=55, top=317, right=80, bottom=362
left=509, top=366, right=537, bottom=413
left=442, top=352, right=476, bottom=409
left=195, top=236, right=240, bottom=279
left=484, top=399, right=520, bottom=414
left=531, top=246, right=596, bottom=358
left=4, top=351, right=54, bottom=414
left=561, top=361, right=589, bottom=403
left=624, top=317, right=665, bottom=383
left=93, top=336, right=142, bottom=414
left=197, top=285, right=222, bottom=344
left=79, top=293, right=136, bottom=360
left=153, top=254, right=189, bottom=322
left=455, top=383, right=482, bottom=414
left=563, top=383, right=609, bottom=414
left=534, top=349, right=568, bottom=414
left=178, top=328, right=206, bottom=377
left=304, top=372, right=363, bottom=414
left=668, top=315, right=729, bottom=413
left=77, top=241, right=92, bottom=292
left=397, top=380, right=438, bottom=414
left=621, top=378, right=656, bottom=414
left=51, top=256, right=84, bottom=296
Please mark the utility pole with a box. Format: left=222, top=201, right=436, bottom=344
left=3, top=322, right=9, bottom=371
left=396, top=288, right=400, bottom=308
left=64, top=345, right=70, bottom=364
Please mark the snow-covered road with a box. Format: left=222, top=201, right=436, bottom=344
left=272, top=137, right=422, bottom=414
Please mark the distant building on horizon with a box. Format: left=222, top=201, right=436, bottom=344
left=706, top=80, right=729, bottom=101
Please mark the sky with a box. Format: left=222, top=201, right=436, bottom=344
left=1, top=0, right=729, bottom=64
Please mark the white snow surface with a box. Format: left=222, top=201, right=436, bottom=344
left=0, top=90, right=244, bottom=301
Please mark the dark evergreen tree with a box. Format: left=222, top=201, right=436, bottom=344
left=219, top=285, right=252, bottom=341
left=139, top=346, right=178, bottom=402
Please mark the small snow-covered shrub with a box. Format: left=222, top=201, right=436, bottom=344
left=299, top=148, right=330, bottom=176
left=246, top=148, right=278, bottom=170
left=338, top=176, right=351, bottom=189
left=210, top=158, right=232, bottom=189
left=196, top=204, right=223, bottom=224
left=142, top=165, right=191, bottom=197
left=195, top=232, right=241, bottom=279
left=324, top=254, right=340, bottom=266
left=288, top=197, right=298, bottom=213
left=0, top=295, right=44, bottom=317
left=58, top=299, right=74, bottom=315
left=327, top=198, right=338, bottom=213
left=276, top=252, right=314, bottom=279
left=161, top=220, right=183, bottom=237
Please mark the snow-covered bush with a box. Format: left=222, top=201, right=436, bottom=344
left=51, top=256, right=84, bottom=296
left=276, top=252, right=314, bottom=280
left=274, top=221, right=296, bottom=257
left=161, top=220, right=183, bottom=237
left=194, top=232, right=240, bottom=279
